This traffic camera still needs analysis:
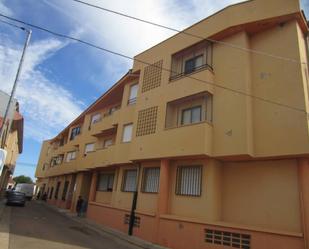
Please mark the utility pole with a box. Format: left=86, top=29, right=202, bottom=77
left=128, top=163, right=141, bottom=236
left=0, top=28, right=32, bottom=148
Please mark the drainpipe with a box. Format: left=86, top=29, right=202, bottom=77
left=128, top=163, right=141, bottom=236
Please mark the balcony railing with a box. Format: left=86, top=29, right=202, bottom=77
left=169, top=63, right=213, bottom=81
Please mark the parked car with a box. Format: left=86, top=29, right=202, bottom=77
left=14, top=183, right=34, bottom=200
left=6, top=191, right=26, bottom=206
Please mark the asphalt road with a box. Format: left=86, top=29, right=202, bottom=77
left=8, top=201, right=140, bottom=249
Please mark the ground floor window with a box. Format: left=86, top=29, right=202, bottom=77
left=97, top=173, right=114, bottom=192
left=142, top=167, right=160, bottom=193
left=49, top=187, right=54, bottom=199
left=62, top=181, right=69, bottom=201
left=176, top=166, right=202, bottom=196
left=122, top=169, right=137, bottom=192
left=54, top=181, right=61, bottom=199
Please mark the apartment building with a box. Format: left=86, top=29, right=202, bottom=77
left=35, top=0, right=309, bottom=248
left=0, top=91, right=23, bottom=193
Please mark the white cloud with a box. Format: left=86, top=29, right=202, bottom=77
left=0, top=38, right=83, bottom=142
left=45, top=0, right=245, bottom=83
left=0, top=0, right=13, bottom=16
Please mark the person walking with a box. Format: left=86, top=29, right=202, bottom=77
left=76, top=196, right=83, bottom=217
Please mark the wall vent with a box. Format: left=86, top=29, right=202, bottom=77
left=205, top=229, right=250, bottom=249
left=136, top=106, right=158, bottom=137
left=124, top=214, right=140, bottom=227
left=142, top=60, right=163, bottom=93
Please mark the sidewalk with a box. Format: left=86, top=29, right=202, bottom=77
left=40, top=201, right=169, bottom=249
left=0, top=199, right=10, bottom=249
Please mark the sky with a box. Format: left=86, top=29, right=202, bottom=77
left=0, top=0, right=308, bottom=180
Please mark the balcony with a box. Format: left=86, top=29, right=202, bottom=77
left=78, top=145, right=116, bottom=170
left=131, top=121, right=213, bottom=160
left=90, top=109, right=120, bottom=136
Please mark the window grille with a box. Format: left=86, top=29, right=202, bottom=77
left=142, top=60, right=163, bottom=93
left=124, top=214, right=140, bottom=227
left=54, top=181, right=61, bottom=199
left=205, top=229, right=251, bottom=249
left=176, top=166, right=202, bottom=196
left=49, top=187, right=54, bottom=199
left=122, top=170, right=137, bottom=192
left=136, top=106, right=158, bottom=136
left=97, top=173, right=114, bottom=192
left=62, top=181, right=69, bottom=201
left=142, top=167, right=160, bottom=193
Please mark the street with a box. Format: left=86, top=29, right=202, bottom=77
left=6, top=201, right=140, bottom=249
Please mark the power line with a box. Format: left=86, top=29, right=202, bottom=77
left=0, top=19, right=26, bottom=31
left=0, top=13, right=307, bottom=114
left=72, top=0, right=307, bottom=66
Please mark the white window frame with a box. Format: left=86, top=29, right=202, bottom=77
left=66, top=151, right=76, bottom=162
left=104, top=139, right=113, bottom=148
left=128, top=84, right=138, bottom=105
left=84, top=143, right=95, bottom=154
left=91, top=113, right=102, bottom=124
left=122, top=123, right=133, bottom=143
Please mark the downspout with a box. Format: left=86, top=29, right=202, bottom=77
left=128, top=162, right=141, bottom=236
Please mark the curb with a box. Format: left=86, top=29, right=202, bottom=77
left=39, top=201, right=169, bottom=249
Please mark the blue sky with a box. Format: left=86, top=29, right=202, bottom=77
left=0, top=0, right=308, bottom=180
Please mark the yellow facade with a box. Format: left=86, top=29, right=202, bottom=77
left=35, top=0, right=309, bottom=248
left=0, top=110, right=23, bottom=192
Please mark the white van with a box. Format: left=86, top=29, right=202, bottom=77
left=14, top=183, right=34, bottom=200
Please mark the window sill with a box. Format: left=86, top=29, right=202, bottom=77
left=165, top=120, right=213, bottom=131
left=169, top=64, right=213, bottom=82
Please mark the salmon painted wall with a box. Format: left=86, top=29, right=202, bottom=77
left=222, top=159, right=301, bottom=232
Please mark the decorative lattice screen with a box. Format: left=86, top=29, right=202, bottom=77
left=142, top=60, right=163, bottom=93
left=136, top=106, right=158, bottom=136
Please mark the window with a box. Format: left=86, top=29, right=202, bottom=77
left=184, top=55, right=203, bottom=74
left=56, top=155, right=63, bottom=165
left=59, top=137, right=65, bottom=146
left=50, top=157, right=57, bottom=167
left=66, top=151, right=76, bottom=162
left=84, top=143, right=95, bottom=154
left=97, top=173, right=114, bottom=192
left=122, top=169, right=137, bottom=192
left=176, top=166, right=202, bottom=196
left=105, top=106, right=120, bottom=117
left=170, top=40, right=212, bottom=80
left=122, top=123, right=133, bottom=142
left=128, top=84, right=138, bottom=104
left=142, top=167, right=160, bottom=193
left=91, top=113, right=101, bottom=124
left=62, top=181, right=69, bottom=201
left=181, top=106, right=202, bottom=125
left=70, top=126, right=81, bottom=140
left=54, top=181, right=61, bottom=199
left=104, top=139, right=113, bottom=148
left=49, top=187, right=54, bottom=199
